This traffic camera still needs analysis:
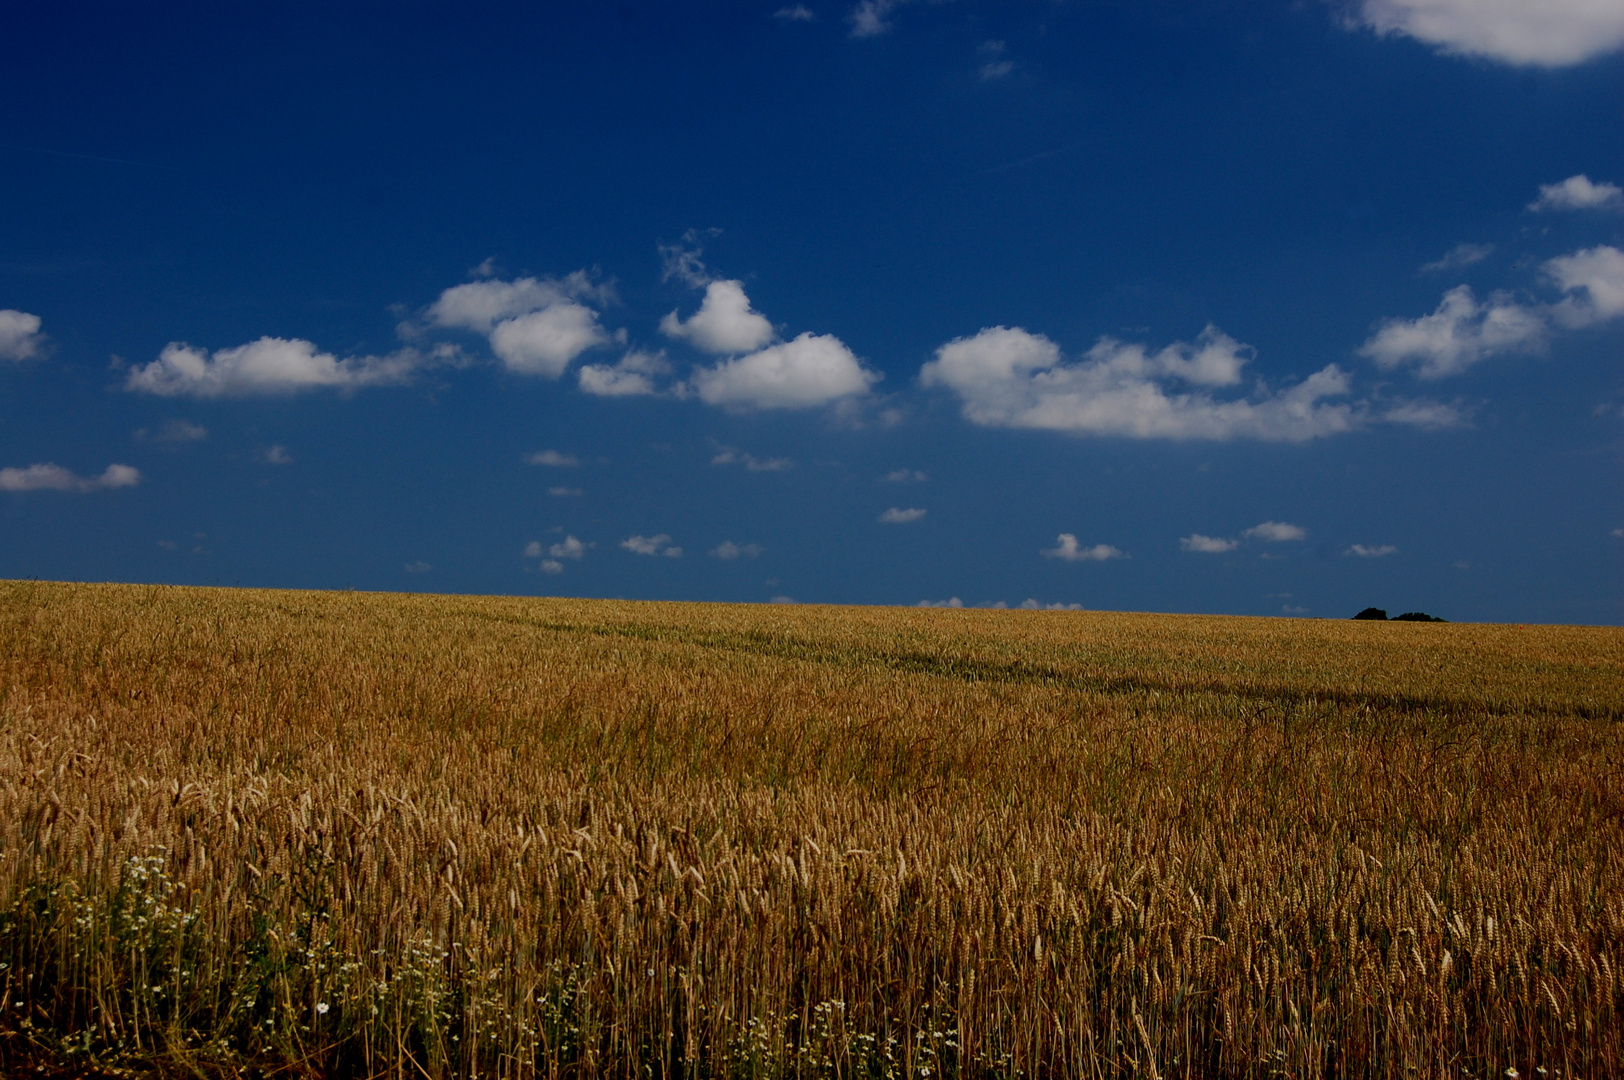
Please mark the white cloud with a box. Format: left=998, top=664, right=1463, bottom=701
left=1358, top=285, right=1546, bottom=379
left=1020, top=599, right=1084, bottom=610
left=1044, top=534, right=1125, bottom=561
left=126, top=337, right=432, bottom=398
left=775, top=5, right=816, bottom=20
left=1530, top=175, right=1624, bottom=211
left=404, top=561, right=432, bottom=574
left=879, top=507, right=926, bottom=524
left=980, top=60, right=1014, bottom=80
left=262, top=444, right=293, bottom=465
left=1612, top=528, right=1624, bottom=539
left=541, top=560, right=564, bottom=574
left=712, top=446, right=793, bottom=471
left=1421, top=243, right=1494, bottom=273
left=0, top=462, right=141, bottom=493
left=0, top=310, right=45, bottom=361
left=850, top=0, right=899, bottom=36
left=921, top=325, right=1359, bottom=442
left=622, top=534, right=681, bottom=557
left=1181, top=533, right=1239, bottom=553
left=1545, top=246, right=1624, bottom=328
left=1346, top=543, right=1400, bottom=557
left=548, top=535, right=587, bottom=560
left=489, top=305, right=610, bottom=377
left=1243, top=521, right=1307, bottom=542
left=1362, top=246, right=1624, bottom=378
left=711, top=541, right=764, bottom=559
left=693, top=332, right=878, bottom=410
left=917, top=597, right=964, bottom=608
left=1353, top=0, right=1624, bottom=66
left=526, top=450, right=579, bottom=467
left=548, top=486, right=583, bottom=497
left=578, top=349, right=671, bottom=397
left=660, top=280, right=776, bottom=355
left=524, top=541, right=544, bottom=557
left=882, top=468, right=928, bottom=482
left=769, top=595, right=797, bottom=604
left=425, top=273, right=611, bottom=378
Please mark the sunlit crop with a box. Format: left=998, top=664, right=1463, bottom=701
left=1, top=581, right=1620, bottom=1077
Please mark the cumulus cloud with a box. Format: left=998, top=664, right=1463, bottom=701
left=1243, top=521, right=1307, bottom=542
left=1353, top=0, right=1624, bottom=66
left=1530, top=175, right=1624, bottom=212
left=425, top=272, right=611, bottom=377
left=917, top=597, right=964, bottom=608
left=1421, top=243, right=1494, bottom=273
left=125, top=337, right=435, bottom=398
left=775, top=5, right=816, bottom=21
left=1346, top=543, right=1399, bottom=557
left=526, top=535, right=586, bottom=562
left=0, top=310, right=45, bottom=361
left=1545, top=246, right=1624, bottom=328
left=262, top=445, right=293, bottom=465
left=1181, top=534, right=1239, bottom=553
left=879, top=507, right=926, bottom=524
left=711, top=541, right=764, bottom=559
left=1020, top=599, right=1084, bottom=610
left=693, top=332, right=878, bottom=410
left=660, top=280, right=776, bottom=355
left=1358, top=285, right=1546, bottom=379
left=540, top=560, right=564, bottom=574
left=0, top=462, right=141, bottom=493
left=526, top=450, right=579, bottom=467
left=578, top=350, right=670, bottom=397
left=622, top=534, right=682, bottom=557
left=921, top=325, right=1359, bottom=442
left=712, top=446, right=793, bottom=471
left=1362, top=246, right=1624, bottom=378
left=1044, top=534, right=1125, bottom=561
left=850, top=0, right=900, bottom=36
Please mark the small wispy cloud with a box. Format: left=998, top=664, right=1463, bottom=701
left=262, top=445, right=293, bottom=465
left=775, top=5, right=816, bottom=21
left=548, top=486, right=583, bottom=497
left=1243, top=521, right=1307, bottom=542
left=1345, top=543, right=1399, bottom=558
left=917, top=597, right=963, bottom=608
left=1020, top=599, right=1083, bottom=610
left=879, top=507, right=926, bottom=524
left=1421, top=243, right=1494, bottom=274
left=526, top=535, right=587, bottom=562
left=1180, top=533, right=1239, bottom=553
left=404, top=561, right=432, bottom=574
left=526, top=450, right=579, bottom=467
left=881, top=468, right=927, bottom=482
left=1043, top=534, right=1125, bottom=562
left=0, top=462, right=142, bottom=493
left=710, top=541, right=764, bottom=559
left=712, top=446, right=793, bottom=471
left=136, top=419, right=209, bottom=442
left=623, top=534, right=682, bottom=557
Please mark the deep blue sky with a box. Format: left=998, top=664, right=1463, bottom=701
left=2, top=0, right=1621, bottom=623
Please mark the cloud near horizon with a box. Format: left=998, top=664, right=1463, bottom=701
left=920, top=325, right=1367, bottom=442
left=1353, top=0, right=1624, bottom=66
left=0, top=462, right=141, bottom=493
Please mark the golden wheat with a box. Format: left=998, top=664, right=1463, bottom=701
left=0, top=581, right=1620, bottom=1078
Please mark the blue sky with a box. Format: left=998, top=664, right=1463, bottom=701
left=2, top=0, right=1621, bottom=623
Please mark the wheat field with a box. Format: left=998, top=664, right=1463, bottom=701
left=0, top=580, right=1620, bottom=1078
